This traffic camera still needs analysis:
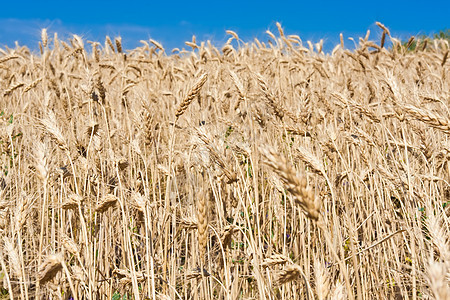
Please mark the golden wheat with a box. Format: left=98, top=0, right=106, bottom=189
left=0, top=22, right=448, bottom=299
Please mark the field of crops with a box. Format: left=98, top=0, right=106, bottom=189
left=0, top=23, right=449, bottom=299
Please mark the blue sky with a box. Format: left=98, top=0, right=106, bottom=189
left=0, top=0, right=448, bottom=52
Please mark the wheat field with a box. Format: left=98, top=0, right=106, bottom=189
left=0, top=23, right=449, bottom=299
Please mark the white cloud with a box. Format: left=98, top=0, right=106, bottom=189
left=0, top=18, right=72, bottom=48
left=0, top=18, right=168, bottom=50
left=0, top=18, right=282, bottom=52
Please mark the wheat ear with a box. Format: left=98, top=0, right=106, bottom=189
left=4, top=238, right=22, bottom=279
left=38, top=253, right=64, bottom=284
left=175, top=73, right=208, bottom=120
left=261, top=147, right=321, bottom=221
left=95, top=194, right=118, bottom=213
left=314, top=258, right=330, bottom=300
left=115, top=37, right=122, bottom=53
left=197, top=189, right=208, bottom=261
left=254, top=72, right=284, bottom=120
